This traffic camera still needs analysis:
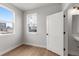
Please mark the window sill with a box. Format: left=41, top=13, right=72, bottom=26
left=27, top=32, right=37, bottom=34
left=0, top=33, right=16, bottom=35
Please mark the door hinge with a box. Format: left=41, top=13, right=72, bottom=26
left=63, top=32, right=66, bottom=35
left=64, top=48, right=66, bottom=51
left=63, top=14, right=66, bottom=18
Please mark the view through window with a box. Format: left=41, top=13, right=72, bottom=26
left=0, top=6, right=14, bottom=34
left=27, top=13, right=37, bottom=32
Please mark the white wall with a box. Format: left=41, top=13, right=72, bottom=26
left=72, top=15, right=79, bottom=34
left=62, top=3, right=71, bottom=11
left=24, top=4, right=62, bottom=48
left=0, top=3, right=23, bottom=55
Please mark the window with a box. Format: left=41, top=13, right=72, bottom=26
left=27, top=13, right=37, bottom=32
left=0, top=6, right=15, bottom=34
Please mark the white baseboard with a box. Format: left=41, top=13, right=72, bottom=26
left=0, top=43, right=22, bottom=56
left=24, top=42, right=46, bottom=48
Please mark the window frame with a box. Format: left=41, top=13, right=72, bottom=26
left=0, top=4, right=15, bottom=35
left=26, top=13, right=37, bottom=34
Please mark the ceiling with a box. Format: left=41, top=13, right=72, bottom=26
left=12, top=3, right=53, bottom=11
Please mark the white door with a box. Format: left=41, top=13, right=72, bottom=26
left=47, top=12, right=64, bottom=56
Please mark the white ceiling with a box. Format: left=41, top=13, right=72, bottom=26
left=12, top=3, right=53, bottom=11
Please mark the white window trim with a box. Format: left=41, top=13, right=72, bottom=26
left=26, top=13, right=37, bottom=34
left=0, top=4, right=15, bottom=35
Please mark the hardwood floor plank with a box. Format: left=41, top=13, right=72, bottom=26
left=3, top=44, right=58, bottom=56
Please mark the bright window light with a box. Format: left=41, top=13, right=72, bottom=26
left=27, top=13, right=37, bottom=32
left=0, top=6, right=15, bottom=34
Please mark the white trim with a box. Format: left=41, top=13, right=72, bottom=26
left=26, top=13, right=37, bottom=34
left=24, top=42, right=46, bottom=48
left=0, top=43, right=22, bottom=56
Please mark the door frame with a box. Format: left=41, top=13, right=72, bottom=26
left=63, top=11, right=69, bottom=56
left=46, top=11, right=69, bottom=56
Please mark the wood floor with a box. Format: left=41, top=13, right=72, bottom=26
left=3, top=45, right=58, bottom=56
